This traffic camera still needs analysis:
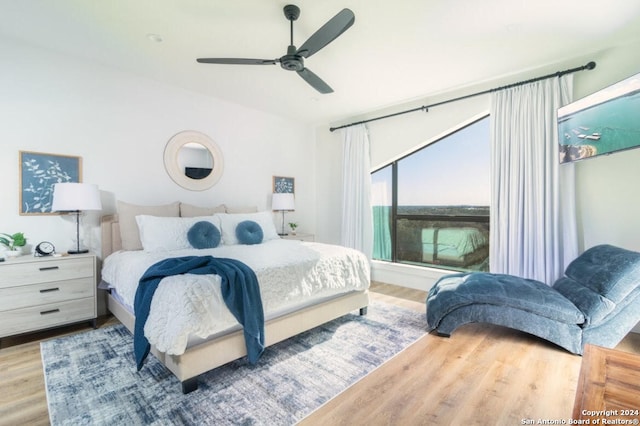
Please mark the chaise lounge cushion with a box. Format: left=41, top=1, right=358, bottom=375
left=426, top=272, right=585, bottom=329
left=563, top=244, right=640, bottom=304
left=552, top=277, right=615, bottom=326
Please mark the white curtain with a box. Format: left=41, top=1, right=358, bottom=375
left=490, top=75, right=578, bottom=284
left=340, top=124, right=373, bottom=258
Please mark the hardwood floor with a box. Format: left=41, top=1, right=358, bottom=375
left=302, top=283, right=640, bottom=425
left=1, top=282, right=639, bottom=425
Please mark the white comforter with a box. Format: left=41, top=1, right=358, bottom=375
left=101, top=239, right=370, bottom=355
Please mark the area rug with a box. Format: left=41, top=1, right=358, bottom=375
left=42, top=300, right=426, bottom=425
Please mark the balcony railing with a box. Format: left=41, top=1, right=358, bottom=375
left=374, top=207, right=490, bottom=273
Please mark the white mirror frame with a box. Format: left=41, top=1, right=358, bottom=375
left=164, top=130, right=224, bottom=191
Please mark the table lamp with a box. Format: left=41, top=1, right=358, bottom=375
left=52, top=183, right=102, bottom=254
left=272, top=193, right=295, bottom=236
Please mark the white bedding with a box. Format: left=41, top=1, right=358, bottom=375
left=101, top=239, right=370, bottom=356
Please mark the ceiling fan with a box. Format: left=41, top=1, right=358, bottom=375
left=197, top=5, right=355, bottom=94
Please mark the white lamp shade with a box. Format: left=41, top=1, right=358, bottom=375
left=272, top=192, right=295, bottom=211
left=51, top=183, right=102, bottom=212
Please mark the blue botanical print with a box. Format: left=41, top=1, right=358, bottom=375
left=274, top=177, right=294, bottom=194
left=21, top=153, right=79, bottom=213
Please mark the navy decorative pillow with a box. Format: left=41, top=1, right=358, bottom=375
left=187, top=221, right=221, bottom=249
left=236, top=220, right=263, bottom=245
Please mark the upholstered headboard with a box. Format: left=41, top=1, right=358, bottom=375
left=100, top=202, right=260, bottom=259
left=101, top=214, right=122, bottom=259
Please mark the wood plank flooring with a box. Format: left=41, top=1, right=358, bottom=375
left=1, top=283, right=639, bottom=425
left=302, top=283, right=640, bottom=425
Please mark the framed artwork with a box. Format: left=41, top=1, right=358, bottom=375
left=273, top=176, right=294, bottom=194
left=19, top=151, right=82, bottom=215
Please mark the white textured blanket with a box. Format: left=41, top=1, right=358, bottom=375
left=101, top=239, right=370, bottom=355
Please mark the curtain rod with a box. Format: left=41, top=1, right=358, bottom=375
left=329, top=61, right=596, bottom=132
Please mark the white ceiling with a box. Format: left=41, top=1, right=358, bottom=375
left=3, top=0, right=640, bottom=126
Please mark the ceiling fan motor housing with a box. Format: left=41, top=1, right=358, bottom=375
left=280, top=45, right=304, bottom=71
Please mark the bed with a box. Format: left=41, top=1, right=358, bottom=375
left=421, top=226, right=488, bottom=267
left=99, top=204, right=370, bottom=393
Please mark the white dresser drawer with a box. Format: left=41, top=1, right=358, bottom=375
left=0, top=254, right=97, bottom=338
left=0, top=297, right=96, bottom=338
left=0, top=256, right=94, bottom=289
left=0, top=277, right=94, bottom=311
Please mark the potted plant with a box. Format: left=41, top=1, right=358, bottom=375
left=0, top=232, right=27, bottom=257
left=288, top=222, right=298, bottom=235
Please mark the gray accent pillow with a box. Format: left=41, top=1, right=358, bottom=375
left=225, top=205, right=258, bottom=214
left=180, top=203, right=226, bottom=217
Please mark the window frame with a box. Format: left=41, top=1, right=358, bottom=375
left=371, top=114, right=490, bottom=271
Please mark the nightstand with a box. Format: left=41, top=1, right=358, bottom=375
left=0, top=253, right=97, bottom=339
left=281, top=233, right=315, bottom=242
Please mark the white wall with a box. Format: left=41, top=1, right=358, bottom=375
left=315, top=40, right=640, bottom=292
left=0, top=37, right=316, bottom=259
left=572, top=43, right=640, bottom=252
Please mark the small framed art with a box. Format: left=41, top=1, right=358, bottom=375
left=19, top=151, right=82, bottom=215
left=273, top=176, right=295, bottom=194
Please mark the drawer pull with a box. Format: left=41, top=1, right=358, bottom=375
left=39, top=266, right=60, bottom=271
left=40, top=287, right=60, bottom=293
left=40, top=309, right=60, bottom=315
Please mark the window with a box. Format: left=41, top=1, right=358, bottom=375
left=372, top=116, right=491, bottom=272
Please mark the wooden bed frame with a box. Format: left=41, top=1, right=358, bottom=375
left=100, top=214, right=370, bottom=393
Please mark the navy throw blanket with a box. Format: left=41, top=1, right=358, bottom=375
left=133, top=256, right=265, bottom=371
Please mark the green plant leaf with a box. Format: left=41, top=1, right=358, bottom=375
left=0, top=236, right=11, bottom=248
left=12, top=232, right=26, bottom=246
left=0, top=232, right=27, bottom=248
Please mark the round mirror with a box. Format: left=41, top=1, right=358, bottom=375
left=178, top=143, right=213, bottom=180
left=164, top=131, right=224, bottom=191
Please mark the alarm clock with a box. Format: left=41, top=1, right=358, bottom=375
left=35, top=241, right=56, bottom=257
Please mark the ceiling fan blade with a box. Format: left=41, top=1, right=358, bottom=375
left=296, top=8, right=354, bottom=58
left=297, top=68, right=333, bottom=94
left=196, top=58, right=277, bottom=65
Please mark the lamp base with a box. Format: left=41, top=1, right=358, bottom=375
left=67, top=249, right=89, bottom=255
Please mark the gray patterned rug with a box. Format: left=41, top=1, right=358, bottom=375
left=42, top=300, right=426, bottom=425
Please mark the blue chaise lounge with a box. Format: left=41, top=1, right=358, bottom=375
left=426, top=244, right=640, bottom=354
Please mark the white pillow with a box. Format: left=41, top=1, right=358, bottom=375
left=216, top=211, right=279, bottom=245
left=135, top=215, right=222, bottom=252
left=117, top=201, right=180, bottom=251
